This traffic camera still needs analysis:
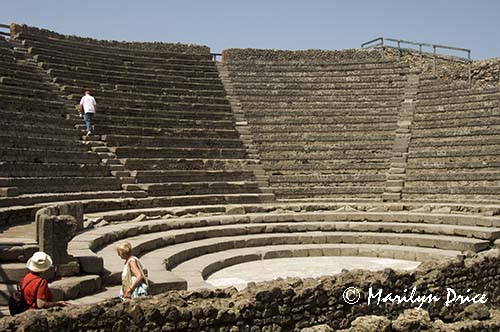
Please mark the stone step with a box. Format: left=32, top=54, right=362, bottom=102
left=101, top=159, right=123, bottom=166
left=109, top=146, right=248, bottom=159
left=102, top=134, right=244, bottom=149
left=91, top=146, right=109, bottom=153
left=121, top=157, right=260, bottom=171
left=22, top=34, right=212, bottom=61
left=0, top=147, right=100, bottom=164
left=133, top=170, right=256, bottom=183
left=0, top=177, right=122, bottom=194
left=171, top=244, right=458, bottom=290
left=0, top=190, right=147, bottom=210
left=77, top=123, right=240, bottom=139
left=87, top=218, right=493, bottom=285
left=123, top=181, right=262, bottom=196
left=97, top=106, right=233, bottom=121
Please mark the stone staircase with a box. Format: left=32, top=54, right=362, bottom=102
left=382, top=73, right=419, bottom=201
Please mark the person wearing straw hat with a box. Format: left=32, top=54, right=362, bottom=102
left=21, top=252, right=68, bottom=309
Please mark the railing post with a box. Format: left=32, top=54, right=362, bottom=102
left=432, top=45, right=437, bottom=76
left=397, top=40, right=401, bottom=62
left=467, top=50, right=472, bottom=85
left=419, top=44, right=423, bottom=70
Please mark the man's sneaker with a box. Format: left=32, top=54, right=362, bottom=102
left=86, top=131, right=91, bottom=136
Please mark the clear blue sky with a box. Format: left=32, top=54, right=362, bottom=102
left=1, top=0, right=498, bottom=60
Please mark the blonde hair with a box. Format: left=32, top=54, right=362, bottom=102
left=116, top=241, right=132, bottom=257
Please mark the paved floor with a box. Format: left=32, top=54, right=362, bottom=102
left=206, top=256, right=421, bottom=290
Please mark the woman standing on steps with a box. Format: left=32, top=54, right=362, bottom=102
left=116, top=242, right=149, bottom=299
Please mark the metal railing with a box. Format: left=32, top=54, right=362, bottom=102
left=361, top=37, right=472, bottom=83
left=211, top=53, right=222, bottom=62
left=0, top=23, right=10, bottom=39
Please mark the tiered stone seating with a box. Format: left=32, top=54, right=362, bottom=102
left=17, top=30, right=273, bottom=205
left=404, top=76, right=500, bottom=202
left=55, top=202, right=497, bottom=297
left=222, top=55, right=409, bottom=200
left=0, top=36, right=129, bottom=219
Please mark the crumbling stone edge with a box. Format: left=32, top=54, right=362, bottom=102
left=0, top=248, right=498, bottom=332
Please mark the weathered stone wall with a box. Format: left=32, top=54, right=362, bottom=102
left=1, top=249, right=498, bottom=332
left=10, top=24, right=210, bottom=55
left=222, top=46, right=500, bottom=86
left=222, top=48, right=383, bottom=63
left=383, top=47, right=500, bottom=86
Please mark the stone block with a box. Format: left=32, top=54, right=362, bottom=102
left=0, top=187, right=19, bottom=197
left=57, top=261, right=80, bottom=277
left=77, top=255, right=104, bottom=274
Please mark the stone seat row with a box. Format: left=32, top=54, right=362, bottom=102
left=54, top=76, right=225, bottom=97
left=17, top=32, right=212, bottom=61
left=0, top=162, right=113, bottom=178
left=246, top=114, right=399, bottom=126
left=230, top=81, right=407, bottom=92
left=239, top=100, right=402, bottom=110
left=44, top=62, right=220, bottom=83
left=251, top=131, right=397, bottom=142
left=67, top=94, right=230, bottom=112
left=58, top=81, right=226, bottom=99
left=232, top=85, right=404, bottom=97
left=224, top=60, right=407, bottom=71
left=232, top=88, right=403, bottom=99
left=268, top=173, right=386, bottom=184
left=0, top=177, right=122, bottom=195
left=0, top=107, right=72, bottom=126
left=417, top=86, right=498, bottom=99
left=242, top=107, right=401, bottom=118
left=96, top=106, right=234, bottom=121
left=0, top=147, right=101, bottom=164
left=86, top=100, right=233, bottom=114
left=130, top=170, right=257, bottom=183
left=84, top=124, right=240, bottom=139
left=271, top=186, right=384, bottom=199
left=52, top=71, right=224, bottom=92
left=61, top=85, right=228, bottom=105
left=0, top=75, right=54, bottom=91
left=410, top=126, right=500, bottom=141
left=120, top=157, right=261, bottom=172
left=32, top=53, right=218, bottom=77
left=413, top=107, right=500, bottom=122
left=409, top=135, right=500, bottom=149
left=28, top=44, right=215, bottom=67
left=0, top=83, right=59, bottom=101
left=102, top=134, right=243, bottom=149
left=260, top=160, right=389, bottom=172
left=86, top=112, right=236, bottom=131
left=250, top=123, right=398, bottom=134
left=416, top=93, right=498, bottom=107
left=122, top=181, right=263, bottom=197
left=252, top=138, right=394, bottom=151
left=234, top=90, right=402, bottom=103
left=0, top=134, right=92, bottom=152
left=227, top=68, right=409, bottom=80
left=412, top=116, right=500, bottom=130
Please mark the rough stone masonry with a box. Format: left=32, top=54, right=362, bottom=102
left=0, top=249, right=498, bottom=332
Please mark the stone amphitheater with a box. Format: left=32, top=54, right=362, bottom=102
left=0, top=23, right=499, bottom=332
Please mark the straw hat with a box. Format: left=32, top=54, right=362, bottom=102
left=26, top=252, right=53, bottom=273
